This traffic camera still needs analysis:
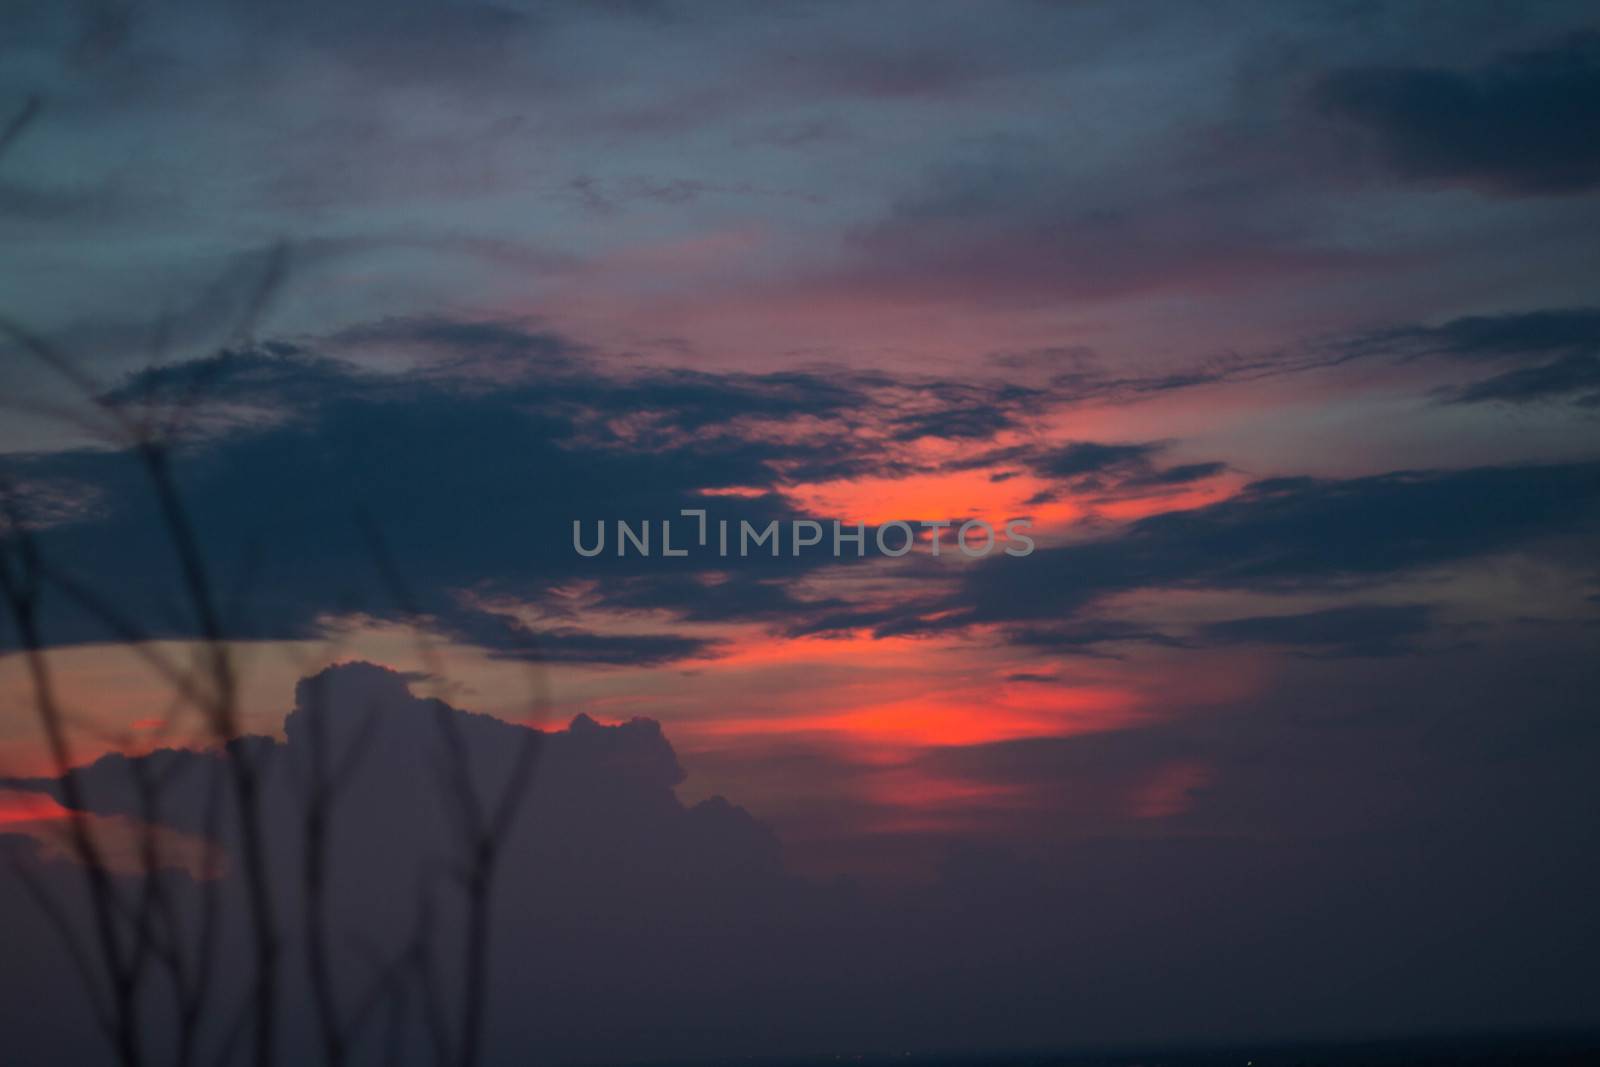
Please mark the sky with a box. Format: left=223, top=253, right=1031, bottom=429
left=2, top=2, right=1600, bottom=1063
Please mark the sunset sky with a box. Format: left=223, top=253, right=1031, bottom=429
left=2, top=2, right=1599, bottom=1060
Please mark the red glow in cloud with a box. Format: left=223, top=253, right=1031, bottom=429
left=0, top=789, right=70, bottom=826
left=791, top=468, right=1048, bottom=529
left=699, top=683, right=1138, bottom=749
left=0, top=788, right=221, bottom=879
left=784, top=444, right=1239, bottom=538
left=853, top=763, right=1035, bottom=835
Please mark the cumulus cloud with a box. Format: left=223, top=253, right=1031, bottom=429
left=5, top=651, right=1598, bottom=1062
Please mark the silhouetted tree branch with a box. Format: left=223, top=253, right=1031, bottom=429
left=3, top=239, right=548, bottom=1066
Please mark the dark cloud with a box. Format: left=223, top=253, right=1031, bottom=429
left=1125, top=460, right=1229, bottom=487
left=1368, top=307, right=1600, bottom=362
left=1335, top=306, right=1600, bottom=406
left=1448, top=349, right=1600, bottom=406
left=439, top=614, right=723, bottom=667
left=888, top=404, right=1017, bottom=443
left=1199, top=603, right=1436, bottom=658
left=593, top=570, right=843, bottom=627
left=957, top=439, right=1228, bottom=502
left=13, top=322, right=1597, bottom=661
left=1313, top=32, right=1600, bottom=195
left=0, top=320, right=1061, bottom=657
left=1032, top=441, right=1160, bottom=479
left=882, top=379, right=1050, bottom=444
left=0, top=333, right=840, bottom=661
left=940, top=461, right=1600, bottom=631
left=782, top=597, right=948, bottom=640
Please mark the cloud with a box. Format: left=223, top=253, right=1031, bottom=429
left=1, top=332, right=837, bottom=661
left=6, top=629, right=1600, bottom=1062
left=594, top=570, right=844, bottom=626
left=765, top=460, right=1599, bottom=646
left=1313, top=32, right=1600, bottom=195
left=1030, top=441, right=1161, bottom=479
left=1335, top=306, right=1600, bottom=406
left=1125, top=460, right=1229, bottom=487
left=943, top=461, right=1600, bottom=631
left=0, top=661, right=793, bottom=1062
left=1198, top=603, right=1436, bottom=658
left=1448, top=349, right=1600, bottom=406
left=441, top=614, right=723, bottom=667
left=954, top=439, right=1227, bottom=506
left=0, top=320, right=1062, bottom=656
left=1362, top=307, right=1600, bottom=363
left=13, top=320, right=1596, bottom=662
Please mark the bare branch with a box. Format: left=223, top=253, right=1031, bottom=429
left=0, top=95, right=41, bottom=160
